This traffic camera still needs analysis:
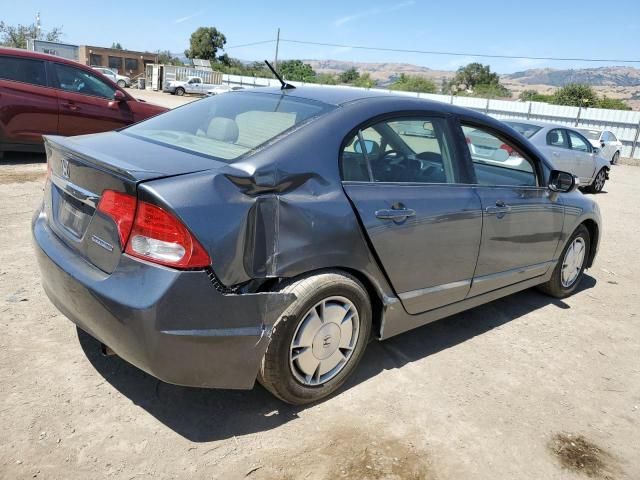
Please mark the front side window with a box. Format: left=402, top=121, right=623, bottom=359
left=463, top=125, right=537, bottom=187
left=341, top=116, right=457, bottom=184
left=547, top=129, right=569, bottom=148
left=53, top=63, right=116, bottom=99
left=0, top=56, right=47, bottom=87
left=125, top=92, right=332, bottom=162
left=568, top=131, right=591, bottom=152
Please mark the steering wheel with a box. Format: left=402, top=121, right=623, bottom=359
left=381, top=149, right=405, bottom=162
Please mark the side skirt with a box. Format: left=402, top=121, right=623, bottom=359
left=379, top=265, right=555, bottom=340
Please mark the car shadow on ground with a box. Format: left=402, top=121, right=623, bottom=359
left=78, top=275, right=596, bottom=442
left=0, top=151, right=46, bottom=164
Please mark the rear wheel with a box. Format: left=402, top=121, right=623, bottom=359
left=538, top=224, right=590, bottom=298
left=611, top=151, right=619, bottom=165
left=258, top=270, right=372, bottom=405
left=586, top=168, right=606, bottom=193
left=174, top=87, right=185, bottom=96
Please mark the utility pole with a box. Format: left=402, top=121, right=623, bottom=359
left=274, top=28, right=280, bottom=73
left=36, top=11, right=41, bottom=39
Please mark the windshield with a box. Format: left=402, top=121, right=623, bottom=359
left=503, top=121, right=543, bottom=139
left=125, top=92, right=333, bottom=162
left=578, top=129, right=601, bottom=140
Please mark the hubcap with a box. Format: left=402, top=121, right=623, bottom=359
left=595, top=171, right=605, bottom=191
left=289, top=296, right=359, bottom=386
left=561, top=237, right=586, bottom=288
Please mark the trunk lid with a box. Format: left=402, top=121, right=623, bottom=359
left=43, top=132, right=223, bottom=274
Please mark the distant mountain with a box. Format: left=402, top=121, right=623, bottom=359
left=504, top=66, right=640, bottom=87
left=303, top=59, right=454, bottom=86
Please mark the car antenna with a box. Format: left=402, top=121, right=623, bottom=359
left=264, top=60, right=296, bottom=90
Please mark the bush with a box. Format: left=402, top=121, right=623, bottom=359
left=389, top=74, right=437, bottom=93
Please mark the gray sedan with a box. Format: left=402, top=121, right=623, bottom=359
left=502, top=120, right=611, bottom=193
left=33, top=86, right=601, bottom=404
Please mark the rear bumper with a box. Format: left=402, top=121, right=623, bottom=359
left=32, top=207, right=294, bottom=389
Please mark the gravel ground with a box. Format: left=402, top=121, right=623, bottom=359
left=0, top=154, right=639, bottom=480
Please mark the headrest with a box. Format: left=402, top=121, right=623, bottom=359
left=207, top=117, right=239, bottom=143
left=549, top=131, right=559, bottom=144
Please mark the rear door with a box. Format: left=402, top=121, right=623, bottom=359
left=567, top=129, right=596, bottom=182
left=51, top=62, right=133, bottom=136
left=461, top=123, right=564, bottom=296
left=341, top=114, right=482, bottom=315
left=541, top=128, right=574, bottom=172
left=0, top=55, right=58, bottom=146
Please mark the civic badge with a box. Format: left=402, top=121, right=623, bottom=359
left=61, top=158, right=70, bottom=179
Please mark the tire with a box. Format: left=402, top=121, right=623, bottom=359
left=117, top=80, right=127, bottom=88
left=174, top=87, right=185, bottom=96
left=258, top=270, right=372, bottom=405
left=586, top=168, right=606, bottom=193
left=538, top=224, right=590, bottom=298
left=611, top=151, right=619, bottom=165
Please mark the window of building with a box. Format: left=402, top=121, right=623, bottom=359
left=89, top=53, right=102, bottom=66
left=125, top=58, right=138, bottom=73
left=108, top=56, right=123, bottom=73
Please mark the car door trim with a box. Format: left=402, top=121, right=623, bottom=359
left=468, top=260, right=555, bottom=297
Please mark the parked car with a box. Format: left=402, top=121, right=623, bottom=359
left=0, top=47, right=167, bottom=156
left=166, top=76, right=217, bottom=96
left=501, top=120, right=610, bottom=193
left=33, top=87, right=601, bottom=405
left=92, top=66, right=131, bottom=88
left=206, top=84, right=244, bottom=96
left=577, top=128, right=623, bottom=165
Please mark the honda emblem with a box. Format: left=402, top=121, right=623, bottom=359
left=61, top=158, right=70, bottom=179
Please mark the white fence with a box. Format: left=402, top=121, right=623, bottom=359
left=222, top=74, right=640, bottom=160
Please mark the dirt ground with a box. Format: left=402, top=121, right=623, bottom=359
left=1, top=151, right=639, bottom=480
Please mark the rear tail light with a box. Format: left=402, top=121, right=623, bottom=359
left=499, top=143, right=518, bottom=157
left=97, top=190, right=210, bottom=269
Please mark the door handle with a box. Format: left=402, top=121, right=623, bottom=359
left=375, top=208, right=416, bottom=220
left=552, top=151, right=559, bottom=156
left=485, top=200, right=511, bottom=215
left=62, top=102, right=79, bottom=111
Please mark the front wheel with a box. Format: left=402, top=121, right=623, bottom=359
left=538, top=225, right=590, bottom=298
left=117, top=80, right=127, bottom=88
left=258, top=270, right=372, bottom=405
left=586, top=168, right=606, bottom=193
left=174, top=87, right=185, bottom=96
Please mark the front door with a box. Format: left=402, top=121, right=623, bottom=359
left=52, top=62, right=133, bottom=136
left=567, top=129, right=596, bottom=183
left=341, top=115, right=482, bottom=315
left=462, top=124, right=564, bottom=297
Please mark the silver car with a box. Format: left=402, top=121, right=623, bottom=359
left=502, top=120, right=611, bottom=193
left=577, top=128, right=623, bottom=165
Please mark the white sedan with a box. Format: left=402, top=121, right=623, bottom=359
left=578, top=128, right=623, bottom=165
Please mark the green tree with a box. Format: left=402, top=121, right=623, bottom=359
left=278, top=60, right=316, bottom=82
left=111, top=42, right=123, bottom=50
left=351, top=72, right=377, bottom=88
left=389, top=73, right=437, bottom=93
left=519, top=89, right=553, bottom=102
left=157, top=50, right=182, bottom=66
left=446, top=63, right=510, bottom=97
left=313, top=73, right=338, bottom=85
left=0, top=20, right=63, bottom=48
left=552, top=83, right=598, bottom=107
left=184, top=27, right=226, bottom=60
left=339, top=67, right=360, bottom=84
left=596, top=96, right=630, bottom=110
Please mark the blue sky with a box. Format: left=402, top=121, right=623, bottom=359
left=5, top=0, right=639, bottom=73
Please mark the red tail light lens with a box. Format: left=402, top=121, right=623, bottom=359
left=97, top=190, right=137, bottom=247
left=97, top=190, right=210, bottom=269
left=125, top=201, right=211, bottom=269
left=499, top=143, right=516, bottom=156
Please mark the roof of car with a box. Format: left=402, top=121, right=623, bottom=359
left=502, top=118, right=581, bottom=131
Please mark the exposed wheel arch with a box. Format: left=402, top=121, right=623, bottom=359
left=581, top=219, right=599, bottom=268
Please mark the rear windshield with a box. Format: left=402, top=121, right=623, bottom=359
left=125, top=92, right=333, bottom=162
left=503, top=121, right=543, bottom=139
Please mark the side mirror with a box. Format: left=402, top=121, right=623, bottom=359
left=112, top=90, right=127, bottom=102
left=354, top=139, right=380, bottom=155
left=600, top=141, right=606, bottom=148
left=549, top=170, right=578, bottom=193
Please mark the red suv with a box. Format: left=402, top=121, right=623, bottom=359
left=0, top=47, right=168, bottom=155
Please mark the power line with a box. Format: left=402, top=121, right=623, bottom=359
left=225, top=37, right=640, bottom=64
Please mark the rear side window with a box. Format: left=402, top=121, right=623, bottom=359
left=53, top=63, right=116, bottom=99
left=0, top=56, right=47, bottom=87
left=341, top=116, right=458, bottom=184
left=125, top=92, right=333, bottom=162
left=463, top=125, right=537, bottom=187
left=547, top=129, right=569, bottom=148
